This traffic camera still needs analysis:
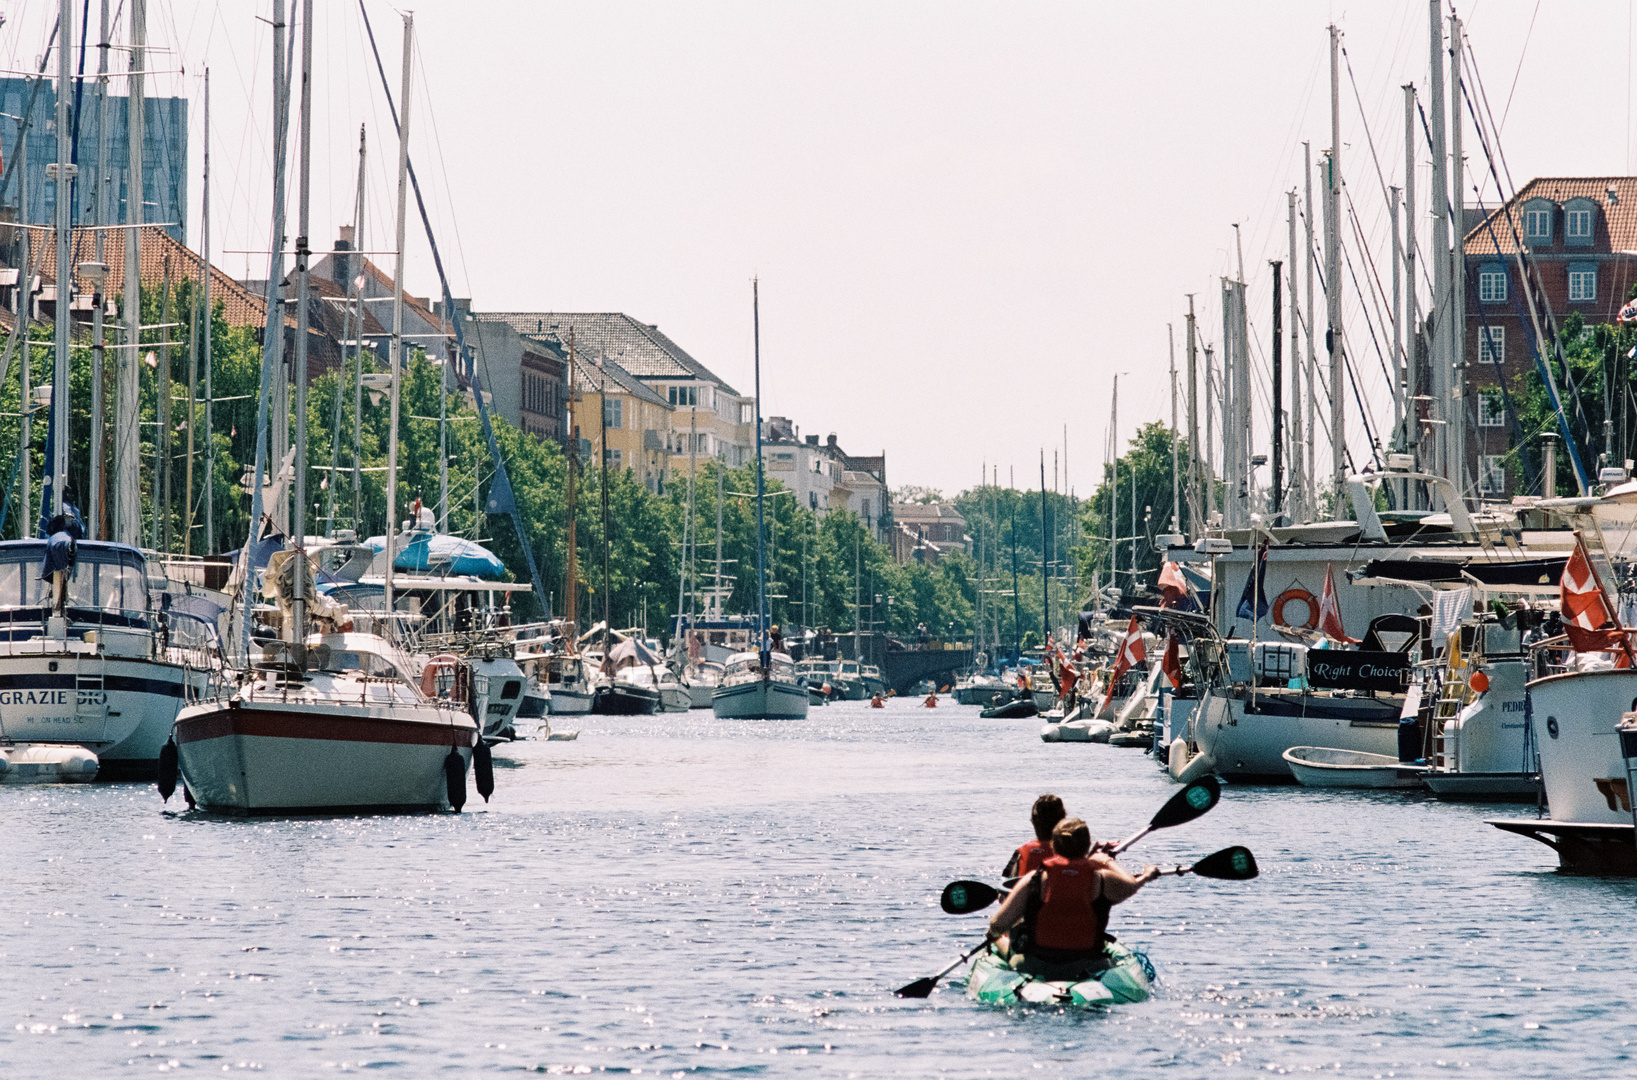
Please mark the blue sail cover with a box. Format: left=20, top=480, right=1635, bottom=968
left=366, top=533, right=507, bottom=580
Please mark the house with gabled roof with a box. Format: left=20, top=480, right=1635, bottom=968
left=566, top=350, right=673, bottom=493
left=1463, top=177, right=1637, bottom=497
left=473, top=311, right=755, bottom=472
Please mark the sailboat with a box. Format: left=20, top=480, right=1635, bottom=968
left=712, top=280, right=807, bottom=721
left=170, top=7, right=478, bottom=813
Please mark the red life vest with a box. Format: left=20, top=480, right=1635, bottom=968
left=1010, top=839, right=1051, bottom=877
left=1030, top=855, right=1106, bottom=953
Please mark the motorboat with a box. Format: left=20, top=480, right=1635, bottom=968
left=0, top=743, right=99, bottom=783
left=618, top=662, right=691, bottom=713
left=533, top=652, right=594, bottom=715
left=173, top=630, right=479, bottom=813
left=830, top=659, right=867, bottom=700
left=712, top=650, right=809, bottom=720
left=683, top=661, right=723, bottom=708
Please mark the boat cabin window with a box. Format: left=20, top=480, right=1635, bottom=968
left=323, top=650, right=404, bottom=679
left=1482, top=621, right=1523, bottom=657
left=0, top=545, right=147, bottom=614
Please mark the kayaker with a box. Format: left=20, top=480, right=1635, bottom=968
left=923, top=693, right=938, bottom=707
left=869, top=693, right=885, bottom=708
left=987, top=817, right=1158, bottom=978
left=1002, top=793, right=1066, bottom=878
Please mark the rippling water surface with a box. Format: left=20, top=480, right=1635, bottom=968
left=4, top=698, right=1635, bottom=1077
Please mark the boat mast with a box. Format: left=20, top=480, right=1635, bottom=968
left=713, top=458, right=724, bottom=620
left=1403, top=84, right=1418, bottom=501
left=1168, top=324, right=1178, bottom=532
left=563, top=329, right=578, bottom=637
left=113, top=0, right=142, bottom=546
left=350, top=127, right=366, bottom=534
left=1327, top=23, right=1345, bottom=504
left=290, top=0, right=313, bottom=649
left=597, top=356, right=611, bottom=652
left=18, top=119, right=30, bottom=538
left=384, top=10, right=415, bottom=637
left=1449, top=11, right=1467, bottom=498
left=1039, top=452, right=1048, bottom=645
left=239, top=0, right=290, bottom=662
left=327, top=125, right=364, bottom=539
left=1271, top=259, right=1283, bottom=520
left=200, top=69, right=212, bottom=551
left=1185, top=295, right=1198, bottom=534
left=1303, top=141, right=1316, bottom=508
left=752, top=278, right=768, bottom=669
left=88, top=0, right=109, bottom=540
left=48, top=0, right=72, bottom=528
left=1110, top=375, right=1117, bottom=585
left=1286, top=191, right=1302, bottom=522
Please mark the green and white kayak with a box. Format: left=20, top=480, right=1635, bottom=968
left=965, top=942, right=1153, bottom=1007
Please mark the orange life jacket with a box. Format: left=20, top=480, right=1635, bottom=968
left=1009, top=838, right=1051, bottom=878
left=1029, top=855, right=1107, bottom=953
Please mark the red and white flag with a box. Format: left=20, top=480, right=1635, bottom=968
left=1560, top=536, right=1630, bottom=659
left=1099, top=616, right=1146, bottom=713
left=1158, top=560, right=1189, bottom=609
left=1161, top=632, right=1183, bottom=689
left=1318, top=563, right=1359, bottom=644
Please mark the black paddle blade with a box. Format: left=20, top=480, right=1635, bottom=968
left=895, top=977, right=939, bottom=998
left=940, top=880, right=1000, bottom=915
left=1189, top=845, right=1259, bottom=881
left=1151, top=775, right=1221, bottom=830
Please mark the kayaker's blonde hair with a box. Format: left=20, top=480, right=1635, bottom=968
left=1030, top=794, right=1066, bottom=842
left=1052, top=817, right=1092, bottom=859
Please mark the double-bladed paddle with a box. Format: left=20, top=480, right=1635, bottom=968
left=1103, top=775, right=1220, bottom=854
left=936, top=844, right=1258, bottom=917
left=1153, top=845, right=1259, bottom=881
left=898, top=778, right=1227, bottom=997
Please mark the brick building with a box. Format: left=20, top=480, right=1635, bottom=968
left=1464, top=177, right=1637, bottom=496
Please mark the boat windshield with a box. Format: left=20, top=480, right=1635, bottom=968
left=0, top=544, right=148, bottom=618
left=839, top=661, right=859, bottom=675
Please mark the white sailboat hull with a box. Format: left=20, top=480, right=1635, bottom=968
left=175, top=698, right=477, bottom=813
left=547, top=688, right=594, bottom=715
left=712, top=678, right=809, bottom=720
left=1527, top=669, right=1635, bottom=825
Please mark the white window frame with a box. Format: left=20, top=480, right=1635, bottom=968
left=604, top=448, right=622, bottom=469
left=1569, top=268, right=1597, bottom=302
left=1478, top=325, right=1504, bottom=366
left=1478, top=389, right=1507, bottom=428
left=1525, top=208, right=1551, bottom=240
left=1568, top=208, right=1593, bottom=238
left=1479, top=269, right=1506, bottom=303
left=1479, top=454, right=1507, bottom=494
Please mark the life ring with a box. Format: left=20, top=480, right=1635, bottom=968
left=421, top=653, right=464, bottom=700
left=1271, top=588, right=1319, bottom=630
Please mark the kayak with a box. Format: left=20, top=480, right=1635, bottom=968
left=966, top=941, right=1153, bottom=1008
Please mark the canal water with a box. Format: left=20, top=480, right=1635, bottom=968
left=4, top=698, right=1634, bottom=1077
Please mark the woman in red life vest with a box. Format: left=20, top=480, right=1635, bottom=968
left=1002, top=793, right=1066, bottom=879
left=988, top=817, right=1158, bottom=978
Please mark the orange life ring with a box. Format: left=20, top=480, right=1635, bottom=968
left=421, top=653, right=463, bottom=700
left=1271, top=588, right=1319, bottom=630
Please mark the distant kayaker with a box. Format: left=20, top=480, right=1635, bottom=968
left=1002, top=793, right=1066, bottom=878
left=870, top=693, right=885, bottom=708
left=923, top=692, right=938, bottom=707
left=987, top=817, right=1158, bottom=978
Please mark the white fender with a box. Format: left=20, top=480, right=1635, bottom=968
left=1167, top=737, right=1191, bottom=780
left=1175, top=748, right=1216, bottom=785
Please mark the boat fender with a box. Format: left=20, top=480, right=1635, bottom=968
left=1271, top=588, right=1319, bottom=630
left=1167, top=737, right=1191, bottom=780
left=473, top=739, right=495, bottom=802
left=157, top=738, right=179, bottom=802
left=1175, top=750, right=1216, bottom=786
left=444, top=748, right=467, bottom=812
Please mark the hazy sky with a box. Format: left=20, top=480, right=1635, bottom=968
left=0, top=1, right=1626, bottom=505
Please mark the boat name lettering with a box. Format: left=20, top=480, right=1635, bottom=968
left=0, top=690, right=70, bottom=705
left=1305, top=650, right=1412, bottom=692
left=486, top=703, right=509, bottom=714
left=1501, top=701, right=1526, bottom=712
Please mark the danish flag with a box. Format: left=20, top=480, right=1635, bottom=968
left=1560, top=536, right=1632, bottom=662
left=1099, top=616, right=1146, bottom=713
left=1161, top=632, right=1183, bottom=689
left=1317, top=562, right=1358, bottom=644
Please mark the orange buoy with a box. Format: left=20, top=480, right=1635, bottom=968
left=1469, top=670, right=1490, bottom=693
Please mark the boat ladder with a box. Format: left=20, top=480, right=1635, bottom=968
left=1430, top=632, right=1472, bottom=770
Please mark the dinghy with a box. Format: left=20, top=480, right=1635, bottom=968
left=1282, top=745, right=1428, bottom=789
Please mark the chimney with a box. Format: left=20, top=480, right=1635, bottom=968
left=334, top=225, right=355, bottom=287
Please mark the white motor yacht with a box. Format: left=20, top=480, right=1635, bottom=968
left=619, top=663, right=691, bottom=713
left=713, top=650, right=809, bottom=720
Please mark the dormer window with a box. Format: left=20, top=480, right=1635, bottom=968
left=1524, top=207, right=1552, bottom=241
left=1567, top=208, right=1592, bottom=239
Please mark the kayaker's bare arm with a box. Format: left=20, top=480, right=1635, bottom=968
left=987, top=871, right=1038, bottom=936
left=1093, top=853, right=1158, bottom=905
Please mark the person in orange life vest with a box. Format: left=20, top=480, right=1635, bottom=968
left=988, top=817, right=1158, bottom=977
left=1002, top=793, right=1066, bottom=879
